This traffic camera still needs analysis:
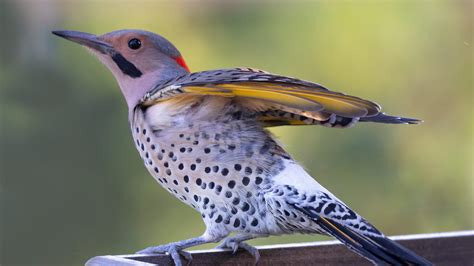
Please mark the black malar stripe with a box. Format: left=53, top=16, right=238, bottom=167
left=111, top=53, right=142, bottom=78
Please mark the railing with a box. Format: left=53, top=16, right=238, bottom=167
left=86, top=230, right=473, bottom=265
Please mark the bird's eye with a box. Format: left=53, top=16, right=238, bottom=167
left=128, top=38, right=141, bottom=50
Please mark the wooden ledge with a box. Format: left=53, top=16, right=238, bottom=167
left=86, top=230, right=474, bottom=265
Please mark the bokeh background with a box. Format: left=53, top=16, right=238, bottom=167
left=1, top=0, right=472, bottom=265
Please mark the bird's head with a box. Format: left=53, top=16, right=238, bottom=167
left=53, top=29, right=190, bottom=108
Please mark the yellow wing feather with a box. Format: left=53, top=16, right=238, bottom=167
left=183, top=86, right=324, bottom=112
left=183, top=82, right=380, bottom=118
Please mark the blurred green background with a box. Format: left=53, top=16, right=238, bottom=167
left=1, top=0, right=472, bottom=265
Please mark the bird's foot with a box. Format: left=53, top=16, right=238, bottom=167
left=216, top=238, right=260, bottom=263
left=137, top=244, right=192, bottom=266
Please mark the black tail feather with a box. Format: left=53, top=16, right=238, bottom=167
left=316, top=217, right=400, bottom=265
left=369, top=236, right=433, bottom=265
left=293, top=204, right=432, bottom=265
left=360, top=113, right=422, bottom=124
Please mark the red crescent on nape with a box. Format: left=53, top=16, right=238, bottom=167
left=174, top=56, right=190, bottom=72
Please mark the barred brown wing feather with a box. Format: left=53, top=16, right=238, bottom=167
left=141, top=68, right=381, bottom=119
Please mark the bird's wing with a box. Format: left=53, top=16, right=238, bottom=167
left=140, top=68, right=385, bottom=124
left=287, top=195, right=431, bottom=265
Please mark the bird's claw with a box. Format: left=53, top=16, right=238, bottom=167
left=216, top=239, right=260, bottom=263
left=136, top=244, right=192, bottom=266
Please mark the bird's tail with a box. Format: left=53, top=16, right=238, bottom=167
left=293, top=205, right=432, bottom=265
left=359, top=113, right=422, bottom=124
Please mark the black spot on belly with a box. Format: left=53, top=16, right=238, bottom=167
left=215, top=185, right=222, bottom=195
left=242, top=177, right=250, bottom=186
left=251, top=219, right=258, bottom=226
left=221, top=168, right=229, bottom=176
left=232, top=197, right=240, bottom=205
left=234, top=164, right=242, bottom=171
left=208, top=182, right=215, bottom=189
left=233, top=219, right=240, bottom=228
left=244, top=167, right=252, bottom=175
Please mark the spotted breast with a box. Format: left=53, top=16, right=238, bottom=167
left=131, top=96, right=293, bottom=238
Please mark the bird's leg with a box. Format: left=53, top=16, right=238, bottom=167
left=137, top=235, right=224, bottom=266
left=215, top=233, right=268, bottom=263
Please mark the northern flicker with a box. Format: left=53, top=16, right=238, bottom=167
left=53, top=29, right=431, bottom=266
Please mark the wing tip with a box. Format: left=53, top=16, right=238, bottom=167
left=360, top=113, right=423, bottom=125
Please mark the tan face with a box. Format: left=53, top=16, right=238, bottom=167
left=53, top=29, right=190, bottom=108
left=99, top=32, right=156, bottom=74
left=97, top=30, right=189, bottom=77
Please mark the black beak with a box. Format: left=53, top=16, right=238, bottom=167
left=52, top=30, right=113, bottom=54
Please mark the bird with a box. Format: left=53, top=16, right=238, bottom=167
left=53, top=29, right=431, bottom=266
